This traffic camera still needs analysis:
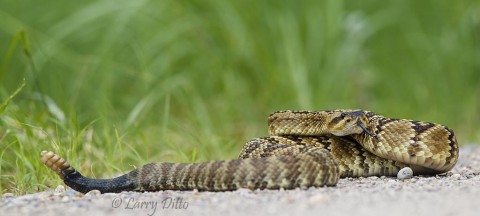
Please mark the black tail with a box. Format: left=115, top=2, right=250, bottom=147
left=63, top=170, right=137, bottom=193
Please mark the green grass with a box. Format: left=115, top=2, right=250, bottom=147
left=0, top=0, right=479, bottom=195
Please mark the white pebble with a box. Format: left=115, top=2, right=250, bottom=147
left=308, top=194, right=329, bottom=204
left=397, top=167, right=414, bottom=180
left=85, top=190, right=101, bottom=197
left=54, top=185, right=65, bottom=196
left=452, top=173, right=461, bottom=179
left=236, top=188, right=253, bottom=196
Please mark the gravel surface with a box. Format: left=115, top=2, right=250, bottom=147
left=2, top=145, right=480, bottom=216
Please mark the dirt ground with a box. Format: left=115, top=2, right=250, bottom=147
left=2, top=145, right=479, bottom=216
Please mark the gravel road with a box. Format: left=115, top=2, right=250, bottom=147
left=2, top=145, right=480, bottom=216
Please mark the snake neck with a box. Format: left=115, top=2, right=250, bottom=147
left=268, top=110, right=352, bottom=136
left=267, top=110, right=379, bottom=137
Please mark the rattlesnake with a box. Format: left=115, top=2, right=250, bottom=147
left=41, top=110, right=458, bottom=193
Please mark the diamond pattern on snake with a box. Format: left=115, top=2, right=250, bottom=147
left=41, top=110, right=458, bottom=193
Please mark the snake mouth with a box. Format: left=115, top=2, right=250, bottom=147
left=356, top=121, right=376, bottom=137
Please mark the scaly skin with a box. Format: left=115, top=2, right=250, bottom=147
left=41, top=110, right=458, bottom=193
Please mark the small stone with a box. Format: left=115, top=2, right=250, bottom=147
left=387, top=179, right=396, bottom=184
left=54, top=185, right=66, bottom=196
left=236, top=188, right=254, bottom=196
left=444, top=172, right=454, bottom=176
left=2, top=193, right=14, bottom=198
left=39, top=192, right=54, bottom=200
left=452, top=173, right=461, bottom=179
left=64, top=189, right=78, bottom=197
left=397, top=167, right=413, bottom=180
left=85, top=190, right=101, bottom=197
left=61, top=196, right=70, bottom=202
left=308, top=194, right=329, bottom=204
left=55, top=185, right=65, bottom=193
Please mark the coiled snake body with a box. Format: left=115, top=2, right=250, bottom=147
left=41, top=110, right=458, bottom=193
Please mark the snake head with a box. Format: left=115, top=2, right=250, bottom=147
left=329, top=110, right=375, bottom=137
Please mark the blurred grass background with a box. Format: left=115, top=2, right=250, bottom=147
left=0, top=0, right=479, bottom=194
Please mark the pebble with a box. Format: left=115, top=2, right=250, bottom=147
left=54, top=185, right=65, bottom=193
left=85, top=190, right=101, bottom=197
left=307, top=194, right=329, bottom=204
left=236, top=188, right=253, bottom=196
left=65, top=189, right=79, bottom=197
left=2, top=193, right=14, bottom=198
left=39, top=192, right=53, bottom=200
left=452, top=174, right=461, bottom=180
left=54, top=185, right=65, bottom=196
left=397, top=167, right=414, bottom=180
